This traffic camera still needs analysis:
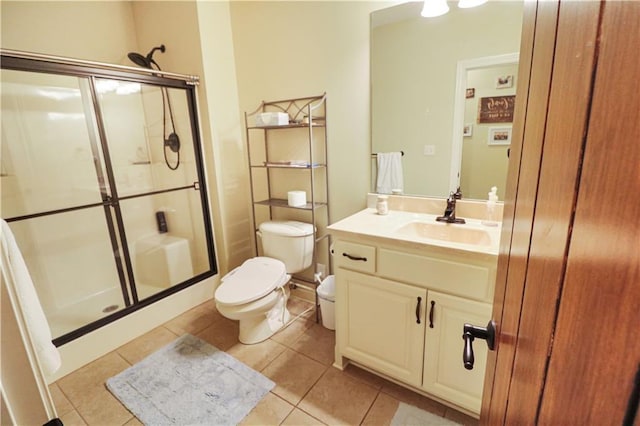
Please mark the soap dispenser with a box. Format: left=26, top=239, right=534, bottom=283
left=482, top=187, right=499, bottom=227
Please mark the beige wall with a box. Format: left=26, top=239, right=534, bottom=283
left=229, top=1, right=385, bottom=223
left=195, top=1, right=255, bottom=271
left=0, top=1, right=138, bottom=63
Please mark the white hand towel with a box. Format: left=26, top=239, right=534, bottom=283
left=376, top=152, right=404, bottom=194
left=1, top=219, right=61, bottom=376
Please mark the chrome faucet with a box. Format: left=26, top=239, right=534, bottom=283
left=436, top=187, right=465, bottom=224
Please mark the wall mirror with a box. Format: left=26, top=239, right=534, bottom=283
left=371, top=1, right=524, bottom=200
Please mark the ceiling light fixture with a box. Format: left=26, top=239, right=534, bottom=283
left=421, top=0, right=488, bottom=18
left=458, top=0, right=488, bottom=8
left=421, top=0, right=450, bottom=17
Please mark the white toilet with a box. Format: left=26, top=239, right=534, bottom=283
left=214, top=220, right=314, bottom=344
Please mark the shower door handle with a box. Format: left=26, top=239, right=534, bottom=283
left=103, top=195, right=118, bottom=207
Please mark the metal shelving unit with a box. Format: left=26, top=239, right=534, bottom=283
left=245, top=94, right=330, bottom=320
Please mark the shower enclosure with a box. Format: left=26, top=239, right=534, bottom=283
left=1, top=50, right=217, bottom=346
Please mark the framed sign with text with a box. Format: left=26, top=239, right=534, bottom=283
left=478, top=95, right=515, bottom=123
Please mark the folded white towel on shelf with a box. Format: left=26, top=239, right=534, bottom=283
left=1, top=219, right=61, bottom=376
left=376, top=151, right=404, bottom=194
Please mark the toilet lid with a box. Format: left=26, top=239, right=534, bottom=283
left=215, top=257, right=288, bottom=306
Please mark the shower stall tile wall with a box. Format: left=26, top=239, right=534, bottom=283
left=0, top=51, right=217, bottom=346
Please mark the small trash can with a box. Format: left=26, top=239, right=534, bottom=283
left=317, top=275, right=336, bottom=330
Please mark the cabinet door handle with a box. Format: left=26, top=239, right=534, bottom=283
left=342, top=252, right=367, bottom=262
left=429, top=300, right=435, bottom=328
left=416, top=297, right=422, bottom=324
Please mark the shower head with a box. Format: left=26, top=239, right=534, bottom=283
left=127, top=44, right=165, bottom=70
left=128, top=43, right=180, bottom=170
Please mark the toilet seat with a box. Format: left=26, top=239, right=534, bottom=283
left=215, top=257, right=288, bottom=306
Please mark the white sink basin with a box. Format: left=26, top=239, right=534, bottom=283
left=328, top=208, right=501, bottom=255
left=395, top=221, right=492, bottom=247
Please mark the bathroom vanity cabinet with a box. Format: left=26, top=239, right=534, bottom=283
left=329, top=212, right=498, bottom=416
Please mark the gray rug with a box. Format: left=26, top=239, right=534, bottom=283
left=106, top=334, right=274, bottom=425
left=391, top=402, right=462, bottom=425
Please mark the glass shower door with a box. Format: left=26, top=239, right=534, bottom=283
left=0, top=69, right=131, bottom=339
left=96, top=79, right=213, bottom=302
left=2, top=57, right=216, bottom=345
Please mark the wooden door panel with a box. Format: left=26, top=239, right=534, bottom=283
left=504, top=1, right=601, bottom=423
left=483, top=0, right=640, bottom=424
left=538, top=2, right=640, bottom=423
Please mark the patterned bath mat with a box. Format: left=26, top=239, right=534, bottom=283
left=391, top=402, right=462, bottom=425
left=107, top=334, right=274, bottom=425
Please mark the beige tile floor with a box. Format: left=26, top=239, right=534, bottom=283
left=50, top=297, right=479, bottom=426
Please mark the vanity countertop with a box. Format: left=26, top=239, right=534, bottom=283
left=328, top=208, right=501, bottom=256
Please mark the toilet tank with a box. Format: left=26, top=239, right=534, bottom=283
left=258, top=221, right=314, bottom=274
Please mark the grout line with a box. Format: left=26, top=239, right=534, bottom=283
left=53, top=383, right=94, bottom=426
left=161, top=324, right=180, bottom=338
left=254, top=340, right=288, bottom=373
left=287, top=405, right=329, bottom=426
left=358, top=390, right=384, bottom=426
left=112, top=347, right=134, bottom=368
left=294, top=362, right=331, bottom=408
left=75, top=409, right=91, bottom=426
left=52, top=383, right=78, bottom=416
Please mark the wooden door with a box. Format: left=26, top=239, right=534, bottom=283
left=482, top=0, right=640, bottom=424
left=536, top=2, right=640, bottom=423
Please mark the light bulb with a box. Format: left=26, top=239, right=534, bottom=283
left=458, top=0, right=488, bottom=8
left=421, top=0, right=450, bottom=17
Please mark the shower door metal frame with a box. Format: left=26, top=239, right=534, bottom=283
left=1, top=51, right=217, bottom=346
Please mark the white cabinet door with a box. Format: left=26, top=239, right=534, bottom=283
left=338, top=269, right=426, bottom=386
left=422, top=290, right=492, bottom=414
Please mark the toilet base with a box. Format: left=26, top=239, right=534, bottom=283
left=238, top=308, right=291, bottom=344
